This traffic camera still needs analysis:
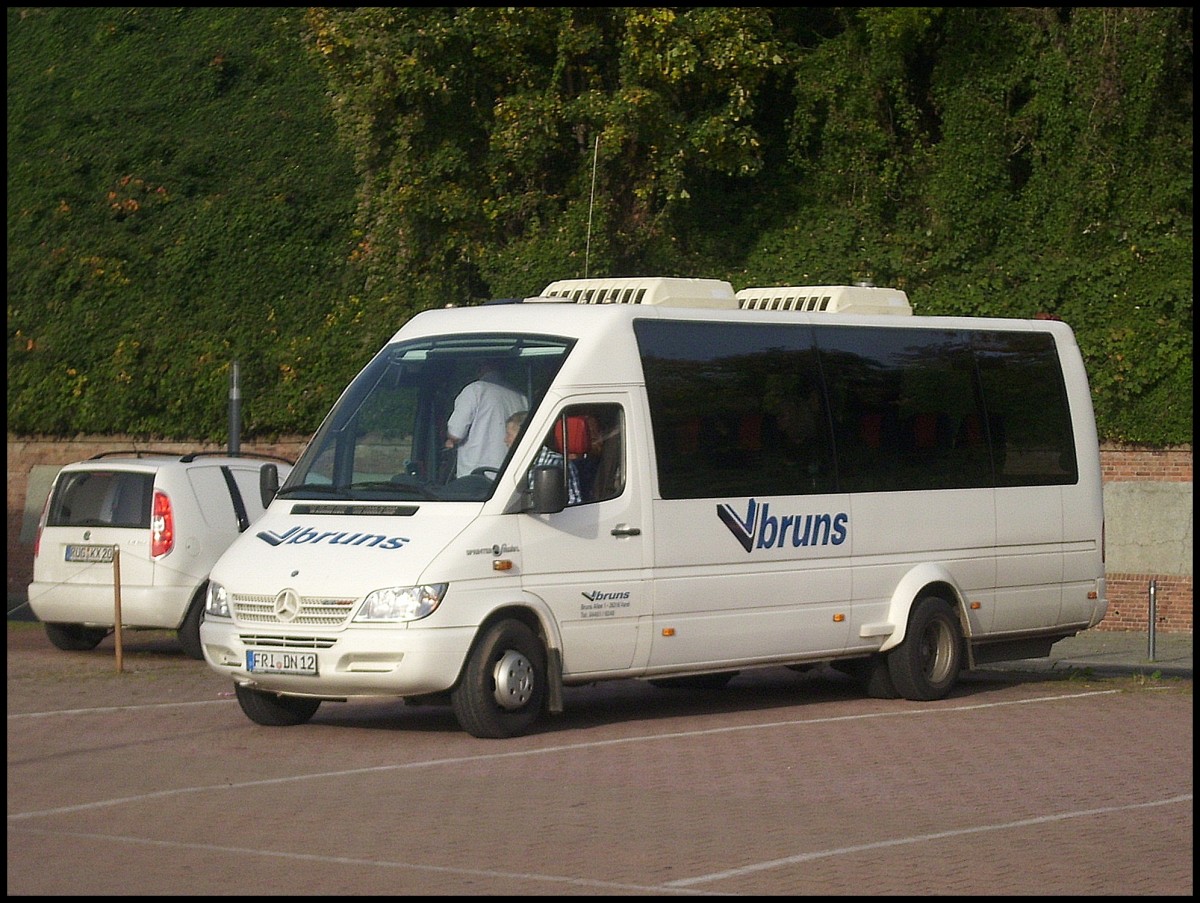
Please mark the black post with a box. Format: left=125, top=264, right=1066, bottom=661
left=229, top=360, right=241, bottom=456
left=1147, top=579, right=1157, bottom=661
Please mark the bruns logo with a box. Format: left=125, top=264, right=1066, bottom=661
left=257, top=526, right=409, bottom=550
left=717, top=499, right=848, bottom=553
left=582, top=590, right=631, bottom=602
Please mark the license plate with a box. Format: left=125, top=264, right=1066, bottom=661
left=246, top=650, right=318, bottom=676
left=65, top=544, right=115, bottom=563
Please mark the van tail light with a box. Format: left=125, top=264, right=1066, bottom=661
left=151, top=490, right=175, bottom=557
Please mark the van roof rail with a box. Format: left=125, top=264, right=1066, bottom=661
left=87, top=449, right=181, bottom=460
left=528, top=276, right=913, bottom=314
left=177, top=450, right=296, bottom=465
left=87, top=449, right=295, bottom=464
left=735, top=284, right=912, bottom=315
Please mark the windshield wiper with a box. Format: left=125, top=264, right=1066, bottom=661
left=348, top=480, right=442, bottom=501
left=277, top=480, right=442, bottom=501
left=275, top=484, right=343, bottom=497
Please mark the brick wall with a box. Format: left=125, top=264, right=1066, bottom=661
left=8, top=435, right=1192, bottom=633
left=1101, top=444, right=1193, bottom=483
left=1101, top=574, right=1191, bottom=632
left=1097, top=445, right=1191, bottom=633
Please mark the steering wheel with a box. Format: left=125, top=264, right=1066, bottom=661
left=470, top=467, right=500, bottom=479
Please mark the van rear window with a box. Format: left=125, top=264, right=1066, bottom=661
left=47, top=471, right=154, bottom=528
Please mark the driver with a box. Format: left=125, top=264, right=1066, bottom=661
left=444, top=361, right=528, bottom=478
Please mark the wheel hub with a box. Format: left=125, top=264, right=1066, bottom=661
left=922, top=620, right=955, bottom=682
left=492, top=649, right=535, bottom=710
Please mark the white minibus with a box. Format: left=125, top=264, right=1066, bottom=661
left=200, top=277, right=1107, bottom=737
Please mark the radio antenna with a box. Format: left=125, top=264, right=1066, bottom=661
left=584, top=134, right=599, bottom=278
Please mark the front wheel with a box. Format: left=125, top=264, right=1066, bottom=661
left=44, top=622, right=109, bottom=651
left=887, top=596, right=963, bottom=701
left=235, top=684, right=321, bottom=726
left=451, top=620, right=546, bottom=739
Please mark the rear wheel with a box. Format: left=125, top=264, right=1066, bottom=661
left=887, top=596, right=963, bottom=701
left=451, top=620, right=546, bottom=739
left=234, top=684, right=321, bottom=726
left=43, top=622, right=109, bottom=651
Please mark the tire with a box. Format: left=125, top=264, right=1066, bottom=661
left=234, top=684, right=321, bottom=726
left=887, top=596, right=963, bottom=701
left=177, top=588, right=206, bottom=660
left=451, top=620, right=546, bottom=739
left=43, top=622, right=109, bottom=651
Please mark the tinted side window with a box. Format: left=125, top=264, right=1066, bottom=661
left=636, top=320, right=833, bottom=499
left=637, top=319, right=1076, bottom=498
left=47, top=471, right=154, bottom=528
left=817, top=326, right=989, bottom=492
left=973, top=331, right=1077, bottom=486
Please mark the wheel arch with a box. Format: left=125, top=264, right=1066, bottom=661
left=876, top=563, right=970, bottom=653
left=472, top=596, right=562, bottom=654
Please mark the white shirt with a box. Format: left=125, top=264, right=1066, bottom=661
left=447, top=377, right=527, bottom=477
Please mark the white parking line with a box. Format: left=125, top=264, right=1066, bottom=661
left=6, top=824, right=721, bottom=896
left=665, top=793, right=1195, bottom=887
left=8, top=699, right=233, bottom=719
left=8, top=792, right=1191, bottom=895
left=7, top=689, right=1120, bottom=822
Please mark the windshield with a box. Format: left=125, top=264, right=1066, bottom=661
left=280, top=333, right=575, bottom=502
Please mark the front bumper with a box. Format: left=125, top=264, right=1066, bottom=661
left=199, top=617, right=476, bottom=699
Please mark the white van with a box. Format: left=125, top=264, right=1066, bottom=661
left=200, top=277, right=1107, bottom=737
left=30, top=451, right=292, bottom=658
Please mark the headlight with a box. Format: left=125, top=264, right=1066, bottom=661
left=354, top=583, right=447, bottom=623
left=205, top=581, right=230, bottom=618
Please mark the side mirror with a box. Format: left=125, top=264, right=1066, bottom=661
left=259, top=463, right=280, bottom=509
left=530, top=464, right=567, bottom=514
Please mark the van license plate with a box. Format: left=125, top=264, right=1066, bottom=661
left=247, top=650, right=318, bottom=676
left=65, top=544, right=115, bottom=563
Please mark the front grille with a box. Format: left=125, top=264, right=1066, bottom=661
left=237, top=634, right=338, bottom=649
left=231, top=593, right=358, bottom=626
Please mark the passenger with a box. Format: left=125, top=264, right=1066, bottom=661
left=505, top=410, right=528, bottom=448
left=531, top=415, right=593, bottom=505
left=521, top=411, right=620, bottom=505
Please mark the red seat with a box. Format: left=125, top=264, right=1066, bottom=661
left=553, top=416, right=592, bottom=456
